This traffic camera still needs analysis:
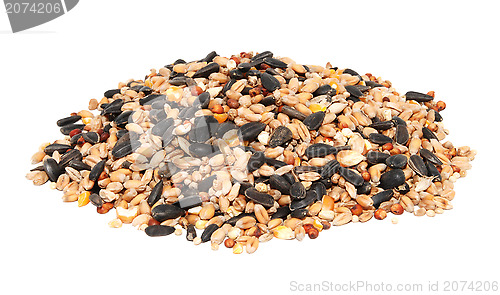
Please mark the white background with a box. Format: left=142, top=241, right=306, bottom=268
left=1, top=1, right=498, bottom=294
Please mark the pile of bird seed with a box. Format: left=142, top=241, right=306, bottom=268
left=27, top=51, right=475, bottom=254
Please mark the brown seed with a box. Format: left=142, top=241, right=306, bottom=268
left=224, top=238, right=235, bottom=248
left=350, top=204, right=363, bottom=216
left=148, top=218, right=160, bottom=226
left=374, top=208, right=387, bottom=220
left=382, top=142, right=393, bottom=151
left=307, top=227, right=319, bottom=239
left=321, top=221, right=331, bottom=230
left=97, top=202, right=114, bottom=214
left=227, top=98, right=240, bottom=109
left=390, top=203, right=404, bottom=215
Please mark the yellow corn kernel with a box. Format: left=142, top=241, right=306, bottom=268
left=232, top=242, right=244, bottom=254
left=77, top=191, right=90, bottom=207
left=313, top=219, right=324, bottom=232
left=82, top=117, right=92, bottom=125
left=213, top=113, right=228, bottom=124
left=308, top=103, right=327, bottom=113
left=195, top=219, right=208, bottom=230
left=166, top=86, right=183, bottom=102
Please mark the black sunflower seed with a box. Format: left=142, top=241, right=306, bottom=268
left=43, top=158, right=62, bottom=182
left=268, top=126, right=293, bottom=148
left=379, top=169, right=406, bottom=190
left=426, top=161, right=442, bottom=181
left=186, top=224, right=197, bottom=241
left=422, top=127, right=438, bottom=141
left=366, top=151, right=390, bottom=164
left=271, top=206, right=291, bottom=219
left=68, top=160, right=91, bottom=171
left=405, top=91, right=434, bottom=102
left=345, top=85, right=363, bottom=98
left=201, top=224, right=219, bottom=243
left=290, top=208, right=308, bottom=219
left=260, top=72, right=280, bottom=92
left=409, top=155, right=428, bottom=177
left=60, top=124, right=85, bottom=135
left=269, top=174, right=291, bottom=195
left=320, top=159, right=340, bottom=179
left=89, top=160, right=106, bottom=182
left=303, top=111, right=325, bottom=131
left=145, top=225, right=175, bottom=237
left=238, top=122, right=266, bottom=142
left=245, top=187, right=275, bottom=208
left=290, top=190, right=316, bottom=211
left=395, top=125, right=410, bottom=145
left=420, top=148, right=442, bottom=166
left=82, top=132, right=100, bottom=144
left=104, top=89, right=121, bottom=98
left=251, top=51, right=273, bottom=62
left=114, top=110, right=133, bottom=126
left=305, top=143, right=338, bottom=158
left=263, top=57, right=287, bottom=69
left=192, top=62, right=220, bottom=78
left=44, top=143, right=72, bottom=156
left=385, top=154, right=408, bottom=169
left=247, top=151, right=265, bottom=172
left=369, top=120, right=394, bottom=131
left=189, top=143, right=215, bottom=158
left=368, top=133, right=393, bottom=144
left=151, top=204, right=185, bottom=223
left=372, top=190, right=394, bottom=209
left=280, top=105, right=306, bottom=121
left=339, top=167, right=364, bottom=187
left=89, top=193, right=103, bottom=207
left=58, top=149, right=83, bottom=168
left=290, top=182, right=306, bottom=200
left=56, top=115, right=82, bottom=127
left=147, top=181, right=163, bottom=206
left=172, top=195, right=203, bottom=210
left=140, top=94, right=166, bottom=106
